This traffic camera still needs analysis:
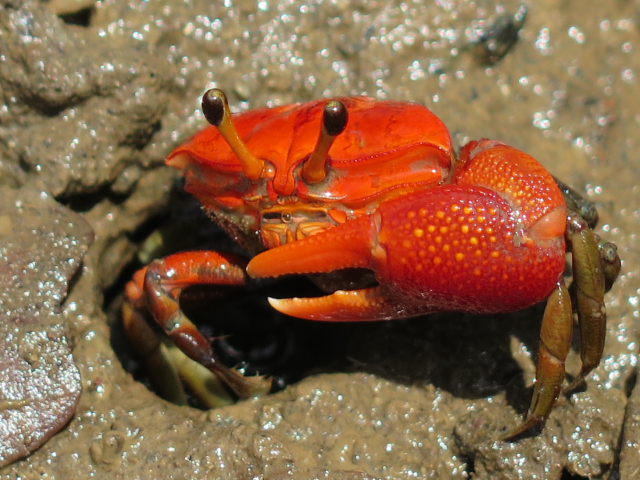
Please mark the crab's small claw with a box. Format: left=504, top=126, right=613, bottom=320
left=247, top=214, right=377, bottom=279
left=247, top=214, right=411, bottom=320
left=268, top=287, right=416, bottom=321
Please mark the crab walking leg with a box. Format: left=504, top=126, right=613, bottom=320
left=268, top=286, right=436, bottom=322
left=124, top=251, right=272, bottom=398
left=564, top=212, right=607, bottom=391
left=553, top=176, right=621, bottom=292
left=122, top=300, right=189, bottom=405
left=504, top=279, right=573, bottom=440
left=123, top=300, right=235, bottom=408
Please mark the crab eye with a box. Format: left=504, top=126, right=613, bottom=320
left=281, top=212, right=293, bottom=223
left=301, top=99, right=348, bottom=184
left=201, top=89, right=265, bottom=181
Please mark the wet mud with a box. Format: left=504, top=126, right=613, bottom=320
left=0, top=0, right=639, bottom=478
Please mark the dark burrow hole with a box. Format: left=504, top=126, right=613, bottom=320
left=624, top=367, right=637, bottom=398
left=560, top=469, right=598, bottom=480
left=58, top=7, right=94, bottom=27
left=105, top=201, right=360, bottom=407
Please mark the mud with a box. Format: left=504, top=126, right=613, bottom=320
left=0, top=187, right=91, bottom=466
left=0, top=0, right=639, bottom=478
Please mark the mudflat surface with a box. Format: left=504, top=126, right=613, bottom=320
left=0, top=0, right=639, bottom=478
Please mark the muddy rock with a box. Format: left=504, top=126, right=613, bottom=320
left=0, top=0, right=177, bottom=197
left=0, top=0, right=639, bottom=478
left=0, top=186, right=92, bottom=467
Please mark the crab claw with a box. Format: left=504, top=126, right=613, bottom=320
left=247, top=214, right=405, bottom=321
left=247, top=215, right=376, bottom=280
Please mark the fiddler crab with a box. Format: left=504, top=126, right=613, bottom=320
left=124, top=89, right=620, bottom=439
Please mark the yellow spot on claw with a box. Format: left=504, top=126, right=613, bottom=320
left=414, top=228, right=424, bottom=238
left=436, top=211, right=445, bottom=219
left=470, top=237, right=478, bottom=245
left=433, top=257, right=442, bottom=265
left=402, top=240, right=411, bottom=248
left=455, top=253, right=464, bottom=261
left=451, top=204, right=460, bottom=212
left=439, top=226, right=448, bottom=234
left=491, top=251, right=500, bottom=258
left=463, top=207, right=472, bottom=215
left=428, top=225, right=436, bottom=233
left=407, top=211, right=416, bottom=219
left=461, top=225, right=469, bottom=234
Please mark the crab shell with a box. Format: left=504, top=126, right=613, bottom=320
left=166, top=97, right=566, bottom=320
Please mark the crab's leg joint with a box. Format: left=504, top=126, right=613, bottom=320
left=302, top=99, right=349, bottom=184
left=595, top=235, right=621, bottom=293
left=202, top=88, right=265, bottom=181
left=554, top=177, right=599, bottom=229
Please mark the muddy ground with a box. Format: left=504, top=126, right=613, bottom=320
left=0, top=0, right=639, bottom=478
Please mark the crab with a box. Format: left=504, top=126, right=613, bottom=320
left=123, top=89, right=620, bottom=439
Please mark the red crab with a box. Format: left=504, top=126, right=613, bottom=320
left=124, top=89, right=620, bottom=438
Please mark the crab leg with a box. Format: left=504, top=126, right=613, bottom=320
left=554, top=182, right=621, bottom=390
left=564, top=211, right=607, bottom=391
left=597, top=236, right=622, bottom=293
left=122, top=301, right=189, bottom=405
left=504, top=278, right=573, bottom=439
left=555, top=176, right=621, bottom=291
left=124, top=251, right=272, bottom=399
left=554, top=177, right=599, bottom=228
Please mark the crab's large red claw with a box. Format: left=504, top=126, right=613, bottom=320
left=250, top=141, right=568, bottom=324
